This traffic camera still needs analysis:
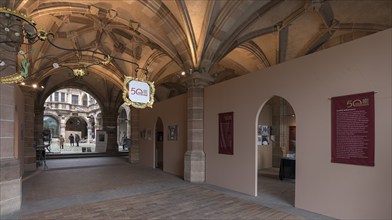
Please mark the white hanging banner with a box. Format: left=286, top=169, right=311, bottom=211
left=128, top=80, right=150, bottom=103
left=123, top=77, right=155, bottom=108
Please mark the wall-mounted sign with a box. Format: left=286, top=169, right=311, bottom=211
left=123, top=77, right=155, bottom=108
left=219, top=112, right=234, bottom=155
left=331, top=92, right=375, bottom=166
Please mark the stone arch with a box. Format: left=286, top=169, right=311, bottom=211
left=65, top=116, right=88, bottom=141
left=43, top=114, right=60, bottom=138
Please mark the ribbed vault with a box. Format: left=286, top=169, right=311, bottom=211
left=1, top=0, right=390, bottom=101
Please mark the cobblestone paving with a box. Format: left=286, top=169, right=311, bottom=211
left=12, top=157, right=329, bottom=220
left=22, top=184, right=303, bottom=220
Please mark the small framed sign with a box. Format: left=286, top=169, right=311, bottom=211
left=123, top=77, right=155, bottom=108
left=168, top=125, right=178, bottom=141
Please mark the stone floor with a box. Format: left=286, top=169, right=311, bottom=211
left=5, top=157, right=334, bottom=220
left=46, top=139, right=128, bottom=154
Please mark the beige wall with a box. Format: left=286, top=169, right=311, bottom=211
left=204, top=29, right=391, bottom=219
left=139, top=94, right=187, bottom=177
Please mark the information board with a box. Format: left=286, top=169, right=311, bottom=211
left=219, top=112, right=234, bottom=155
left=331, top=92, right=375, bottom=166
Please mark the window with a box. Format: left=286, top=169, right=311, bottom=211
left=54, top=92, right=59, bottom=102
left=61, top=93, right=65, bottom=102
left=89, top=97, right=96, bottom=105
left=82, top=95, right=88, bottom=106
left=72, top=95, right=79, bottom=105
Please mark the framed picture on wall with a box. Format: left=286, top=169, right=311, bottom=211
left=140, top=129, right=146, bottom=139
left=261, top=125, right=270, bottom=136
left=258, top=125, right=270, bottom=145
left=146, top=128, right=152, bottom=140
left=168, top=125, right=178, bottom=141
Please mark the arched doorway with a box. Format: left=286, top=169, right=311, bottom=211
left=66, top=117, right=88, bottom=139
left=155, top=117, right=164, bottom=170
left=43, top=115, right=59, bottom=138
left=256, top=96, right=296, bottom=205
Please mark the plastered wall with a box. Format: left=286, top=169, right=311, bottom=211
left=139, top=94, right=187, bottom=177
left=204, top=29, right=391, bottom=219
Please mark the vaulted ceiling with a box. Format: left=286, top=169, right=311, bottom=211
left=1, top=0, right=391, bottom=106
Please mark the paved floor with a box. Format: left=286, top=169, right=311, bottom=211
left=46, top=139, right=128, bottom=154
left=5, top=157, right=334, bottom=219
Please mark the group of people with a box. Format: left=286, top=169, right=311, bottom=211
left=58, top=133, right=81, bottom=149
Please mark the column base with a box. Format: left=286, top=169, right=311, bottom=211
left=184, top=150, right=205, bottom=182
left=129, top=147, right=139, bottom=164
left=0, top=159, right=21, bottom=217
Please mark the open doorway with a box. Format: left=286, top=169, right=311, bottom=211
left=256, top=96, right=296, bottom=205
left=155, top=117, right=164, bottom=170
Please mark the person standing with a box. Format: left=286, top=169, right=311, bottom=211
left=75, top=134, right=80, bottom=147
left=59, top=135, right=65, bottom=149
left=69, top=133, right=75, bottom=146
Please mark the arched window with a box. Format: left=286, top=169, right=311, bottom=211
left=82, top=94, right=88, bottom=106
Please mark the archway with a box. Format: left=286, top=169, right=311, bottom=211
left=65, top=116, right=88, bottom=147
left=256, top=96, right=296, bottom=205
left=43, top=88, right=103, bottom=153
left=155, top=117, right=164, bottom=170
left=43, top=115, right=59, bottom=138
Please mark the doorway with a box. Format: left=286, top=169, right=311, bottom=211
left=256, top=96, right=296, bottom=205
left=155, top=117, right=164, bottom=170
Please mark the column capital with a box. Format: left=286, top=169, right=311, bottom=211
left=19, top=86, right=37, bottom=96
left=182, top=71, right=214, bottom=89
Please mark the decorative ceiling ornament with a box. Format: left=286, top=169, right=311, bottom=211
left=123, top=77, right=155, bottom=109
left=1, top=7, right=155, bottom=104
left=0, top=7, right=38, bottom=84
left=72, top=68, right=87, bottom=78
left=43, top=32, right=149, bottom=79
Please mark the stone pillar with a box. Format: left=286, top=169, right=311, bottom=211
left=183, top=72, right=213, bottom=182
left=87, top=122, right=92, bottom=144
left=20, top=87, right=36, bottom=171
left=34, top=106, right=45, bottom=144
left=129, top=108, right=140, bottom=163
left=0, top=13, right=22, bottom=214
left=0, top=85, right=22, bottom=217
left=60, top=116, right=66, bottom=138
left=102, top=112, right=118, bottom=153
left=126, top=118, right=131, bottom=138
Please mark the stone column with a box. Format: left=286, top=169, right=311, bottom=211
left=87, top=122, right=92, bottom=144
left=183, top=72, right=214, bottom=182
left=102, top=112, right=118, bottom=153
left=129, top=108, right=139, bottom=163
left=0, top=12, right=22, bottom=215
left=60, top=116, right=66, bottom=138
left=20, top=87, right=36, bottom=171
left=34, top=106, right=45, bottom=144
left=126, top=118, right=131, bottom=138
left=0, top=85, right=22, bottom=217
